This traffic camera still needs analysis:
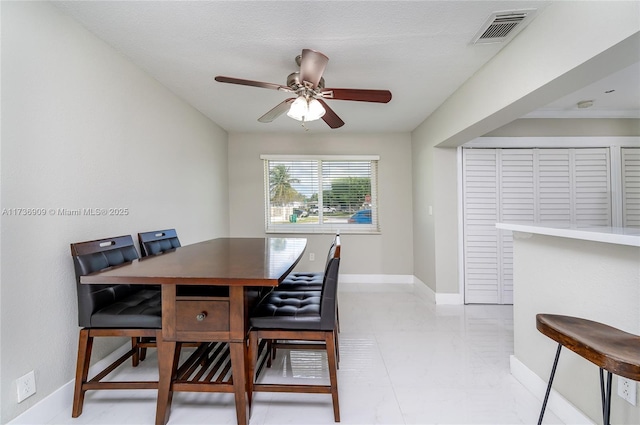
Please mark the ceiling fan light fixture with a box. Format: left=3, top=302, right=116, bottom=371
left=287, top=96, right=325, bottom=122
left=286, top=96, right=307, bottom=120
left=308, top=98, right=326, bottom=120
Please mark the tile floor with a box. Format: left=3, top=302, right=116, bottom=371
left=49, top=283, right=563, bottom=424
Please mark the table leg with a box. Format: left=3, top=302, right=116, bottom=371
left=230, top=340, right=249, bottom=425
left=155, top=333, right=177, bottom=425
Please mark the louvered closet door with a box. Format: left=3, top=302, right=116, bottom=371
left=537, top=148, right=611, bottom=225
left=622, top=147, right=640, bottom=228
left=463, top=149, right=501, bottom=304
left=463, top=147, right=611, bottom=305
left=463, top=149, right=534, bottom=304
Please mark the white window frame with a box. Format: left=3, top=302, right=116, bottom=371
left=261, top=154, right=380, bottom=234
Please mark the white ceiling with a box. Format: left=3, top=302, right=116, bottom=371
left=523, top=61, right=640, bottom=118
left=53, top=1, right=638, bottom=134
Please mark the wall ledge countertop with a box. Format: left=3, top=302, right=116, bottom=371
left=496, top=222, right=640, bottom=247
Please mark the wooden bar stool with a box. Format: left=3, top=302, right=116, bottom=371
left=536, top=314, right=640, bottom=425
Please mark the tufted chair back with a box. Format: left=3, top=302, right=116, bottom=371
left=138, top=229, right=180, bottom=257
left=71, top=235, right=144, bottom=327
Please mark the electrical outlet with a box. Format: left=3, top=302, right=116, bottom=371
left=16, top=371, right=36, bottom=403
left=618, top=377, right=637, bottom=405
left=309, top=253, right=315, bottom=261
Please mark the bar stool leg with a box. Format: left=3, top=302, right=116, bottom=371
left=600, top=368, right=612, bottom=425
left=538, top=343, right=563, bottom=425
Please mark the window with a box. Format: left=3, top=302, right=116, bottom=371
left=261, top=155, right=379, bottom=233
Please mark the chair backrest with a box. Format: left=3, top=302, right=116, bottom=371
left=323, top=232, right=341, bottom=273
left=70, top=235, right=140, bottom=327
left=319, top=256, right=341, bottom=331
left=319, top=235, right=341, bottom=330
left=138, top=229, right=181, bottom=257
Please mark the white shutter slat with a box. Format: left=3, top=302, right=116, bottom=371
left=573, top=148, right=611, bottom=226
left=537, top=149, right=572, bottom=224
left=622, top=148, right=640, bottom=228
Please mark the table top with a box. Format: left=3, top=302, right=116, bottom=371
left=80, top=237, right=307, bottom=286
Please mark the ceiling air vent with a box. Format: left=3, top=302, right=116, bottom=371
left=471, top=9, right=537, bottom=44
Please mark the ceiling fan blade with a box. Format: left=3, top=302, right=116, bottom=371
left=299, top=49, right=329, bottom=89
left=215, top=76, right=293, bottom=92
left=317, top=99, right=345, bottom=129
left=321, top=88, right=392, bottom=103
left=258, top=98, right=296, bottom=123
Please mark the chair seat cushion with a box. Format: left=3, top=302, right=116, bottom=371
left=250, top=290, right=323, bottom=330
left=91, top=289, right=161, bottom=328
left=278, top=271, right=324, bottom=291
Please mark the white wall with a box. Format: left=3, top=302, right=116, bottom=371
left=512, top=233, right=640, bottom=424
left=227, top=132, right=413, bottom=276
left=412, top=1, right=640, bottom=297
left=0, top=2, right=229, bottom=422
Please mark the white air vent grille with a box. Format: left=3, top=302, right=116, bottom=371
left=472, top=9, right=536, bottom=44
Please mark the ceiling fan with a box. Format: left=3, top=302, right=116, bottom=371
left=215, top=49, right=392, bottom=129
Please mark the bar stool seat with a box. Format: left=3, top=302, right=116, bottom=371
left=536, top=314, right=640, bottom=425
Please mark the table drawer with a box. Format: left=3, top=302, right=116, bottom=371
left=175, top=300, right=229, bottom=332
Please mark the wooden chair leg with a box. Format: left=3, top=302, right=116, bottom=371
left=140, top=337, right=150, bottom=362
left=248, top=331, right=259, bottom=407
left=270, top=339, right=276, bottom=366
left=325, top=331, right=340, bottom=422
left=72, top=329, right=93, bottom=418
left=131, top=337, right=140, bottom=366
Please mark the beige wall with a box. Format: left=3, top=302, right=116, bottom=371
left=227, top=132, right=413, bottom=276
left=0, top=2, right=229, bottom=422
left=487, top=118, right=640, bottom=137
left=512, top=233, right=640, bottom=424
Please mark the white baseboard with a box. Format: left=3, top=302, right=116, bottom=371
left=412, top=276, right=463, bottom=305
left=8, top=343, right=131, bottom=425
left=510, top=355, right=594, bottom=425
left=412, top=276, right=435, bottom=303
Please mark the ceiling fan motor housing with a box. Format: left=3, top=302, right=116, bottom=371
left=287, top=72, right=325, bottom=92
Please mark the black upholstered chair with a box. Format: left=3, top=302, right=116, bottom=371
left=265, top=234, right=342, bottom=366
left=70, top=235, right=161, bottom=418
left=278, top=232, right=341, bottom=328
left=138, top=228, right=181, bottom=257
left=248, top=240, right=341, bottom=422
left=278, top=232, right=340, bottom=291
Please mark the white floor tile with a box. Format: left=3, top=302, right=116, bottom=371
left=52, top=285, right=564, bottom=425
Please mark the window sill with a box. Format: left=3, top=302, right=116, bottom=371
left=266, top=228, right=381, bottom=235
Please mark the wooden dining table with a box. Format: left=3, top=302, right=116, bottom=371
left=80, top=237, right=307, bottom=425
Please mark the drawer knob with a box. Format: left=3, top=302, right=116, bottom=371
left=196, top=312, right=207, bottom=321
